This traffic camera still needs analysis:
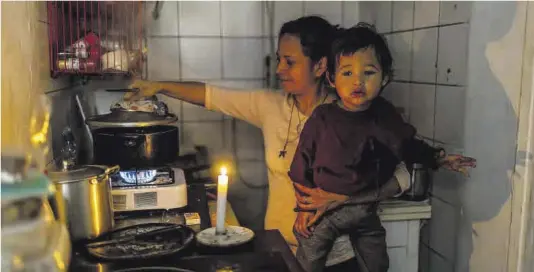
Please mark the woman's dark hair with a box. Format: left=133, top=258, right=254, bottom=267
left=327, top=22, right=393, bottom=83
left=279, top=16, right=339, bottom=65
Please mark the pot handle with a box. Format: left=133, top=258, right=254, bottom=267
left=105, top=165, right=120, bottom=176
left=92, top=165, right=120, bottom=183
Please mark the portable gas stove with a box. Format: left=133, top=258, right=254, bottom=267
left=110, top=167, right=188, bottom=212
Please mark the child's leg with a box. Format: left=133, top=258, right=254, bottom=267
left=347, top=209, right=389, bottom=272
left=294, top=218, right=338, bottom=272
left=295, top=205, right=371, bottom=272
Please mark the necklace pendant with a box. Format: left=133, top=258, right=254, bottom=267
left=279, top=150, right=287, bottom=158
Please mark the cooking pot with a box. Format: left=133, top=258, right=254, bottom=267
left=404, top=163, right=431, bottom=201
left=92, top=125, right=179, bottom=169
left=86, top=98, right=179, bottom=168
left=48, top=165, right=119, bottom=241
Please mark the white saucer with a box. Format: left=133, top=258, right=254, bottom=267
left=196, top=226, right=254, bottom=248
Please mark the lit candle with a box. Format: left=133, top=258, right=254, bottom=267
left=215, top=167, right=228, bottom=234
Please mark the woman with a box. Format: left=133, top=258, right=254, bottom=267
left=126, top=16, right=475, bottom=270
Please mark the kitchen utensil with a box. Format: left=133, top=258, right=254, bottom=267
left=86, top=223, right=195, bottom=261
left=105, top=88, right=138, bottom=92
left=75, top=94, right=94, bottom=163
left=196, top=226, right=254, bottom=248
left=59, top=127, right=77, bottom=169
left=92, top=125, right=178, bottom=169
left=48, top=165, right=119, bottom=241
left=405, top=163, right=430, bottom=201
left=86, top=224, right=184, bottom=248
left=86, top=111, right=178, bottom=128
left=112, top=98, right=169, bottom=116
left=86, top=95, right=177, bottom=128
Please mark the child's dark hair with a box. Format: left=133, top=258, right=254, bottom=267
left=328, top=23, right=393, bottom=83
left=279, top=16, right=339, bottom=65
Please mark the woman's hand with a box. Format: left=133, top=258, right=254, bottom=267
left=293, top=183, right=349, bottom=227
left=438, top=153, right=477, bottom=176
left=294, top=211, right=314, bottom=238
left=124, top=79, right=162, bottom=101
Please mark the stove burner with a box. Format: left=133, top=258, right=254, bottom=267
left=111, top=167, right=175, bottom=188
left=119, top=170, right=157, bottom=184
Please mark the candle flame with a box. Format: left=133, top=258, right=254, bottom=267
left=220, top=167, right=227, bottom=175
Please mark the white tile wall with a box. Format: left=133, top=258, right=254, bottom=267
left=432, top=168, right=464, bottom=207
left=392, top=1, right=414, bottom=31
left=180, top=38, right=222, bottom=80
left=429, top=198, right=460, bottom=262
left=409, top=84, right=435, bottom=138
left=437, top=24, right=469, bottom=86
left=420, top=220, right=430, bottom=245
left=147, top=38, right=180, bottom=80
left=389, top=32, right=413, bottom=81
left=434, top=86, right=466, bottom=146
left=439, top=1, right=472, bottom=25
left=359, top=1, right=392, bottom=33
left=428, top=250, right=455, bottom=272
left=419, top=243, right=431, bottom=272
left=146, top=1, right=179, bottom=36
left=414, top=1, right=440, bottom=28
left=182, top=102, right=223, bottom=122
left=208, top=80, right=265, bottom=90
left=272, top=1, right=304, bottom=37
left=342, top=1, right=359, bottom=27
left=221, top=1, right=264, bottom=37
left=304, top=1, right=343, bottom=26
left=181, top=122, right=225, bottom=153
left=411, top=28, right=438, bottom=83
left=178, top=1, right=221, bottom=36
left=382, top=82, right=411, bottom=120
left=222, top=38, right=264, bottom=79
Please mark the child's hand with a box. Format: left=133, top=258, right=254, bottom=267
left=294, top=211, right=314, bottom=238
left=439, top=153, right=477, bottom=176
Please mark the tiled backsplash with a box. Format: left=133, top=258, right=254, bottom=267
left=370, top=1, right=472, bottom=271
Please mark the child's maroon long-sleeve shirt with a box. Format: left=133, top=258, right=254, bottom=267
left=288, top=97, right=440, bottom=197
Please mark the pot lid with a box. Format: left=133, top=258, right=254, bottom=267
left=48, top=165, right=107, bottom=183
left=86, top=111, right=178, bottom=128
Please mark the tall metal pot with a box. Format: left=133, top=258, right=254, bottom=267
left=48, top=165, right=119, bottom=241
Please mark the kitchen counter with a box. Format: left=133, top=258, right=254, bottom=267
left=69, top=183, right=431, bottom=272
left=379, top=198, right=432, bottom=221
left=68, top=184, right=303, bottom=272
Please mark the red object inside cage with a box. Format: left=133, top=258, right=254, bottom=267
left=47, top=1, right=145, bottom=78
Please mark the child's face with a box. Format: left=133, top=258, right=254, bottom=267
left=332, top=47, right=386, bottom=111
